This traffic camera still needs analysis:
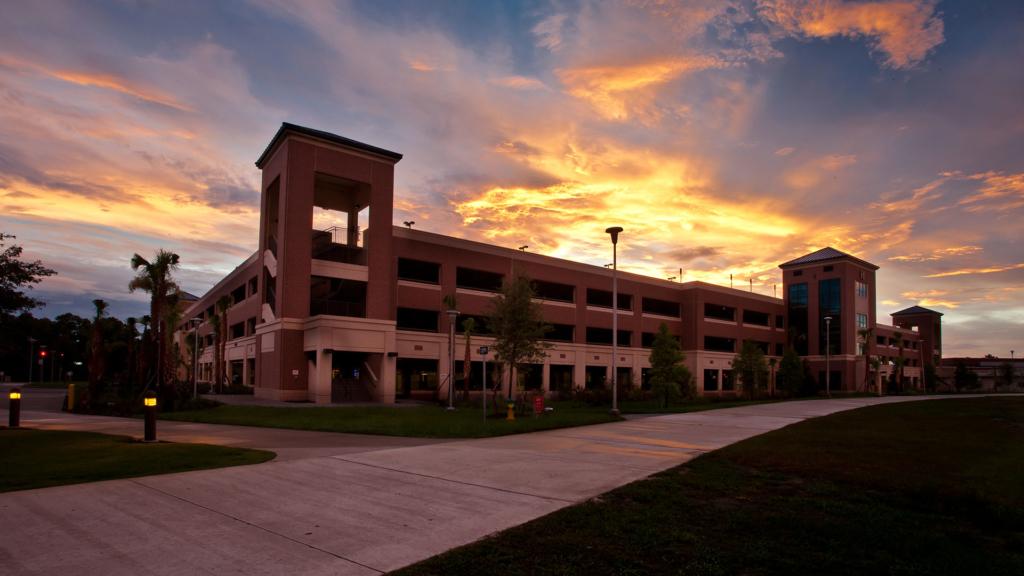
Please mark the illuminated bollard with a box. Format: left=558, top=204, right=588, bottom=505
left=143, top=392, right=157, bottom=442
left=8, top=387, right=21, bottom=428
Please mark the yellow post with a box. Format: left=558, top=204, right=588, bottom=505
left=67, top=383, right=75, bottom=412
left=505, top=401, right=516, bottom=421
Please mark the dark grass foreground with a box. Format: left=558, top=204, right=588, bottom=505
left=394, top=397, right=1024, bottom=576
left=0, top=429, right=275, bottom=493
left=161, top=402, right=620, bottom=438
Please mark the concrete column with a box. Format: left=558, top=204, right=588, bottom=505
left=312, top=349, right=332, bottom=404
left=242, top=352, right=250, bottom=389
left=573, top=360, right=585, bottom=392
left=347, top=209, right=359, bottom=246
left=378, top=354, right=396, bottom=403
left=542, top=359, right=551, bottom=394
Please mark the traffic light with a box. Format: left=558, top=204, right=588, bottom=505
left=40, top=350, right=48, bottom=358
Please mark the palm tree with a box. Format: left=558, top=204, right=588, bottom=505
left=87, top=299, right=108, bottom=407
left=129, top=250, right=180, bottom=397
left=858, top=327, right=874, bottom=392
left=215, top=295, right=231, bottom=392
left=461, top=317, right=475, bottom=402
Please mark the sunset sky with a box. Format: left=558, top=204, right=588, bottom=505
left=1, top=0, right=1020, bottom=356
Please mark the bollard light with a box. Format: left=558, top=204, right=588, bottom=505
left=143, top=392, right=157, bottom=442
left=8, top=387, right=22, bottom=428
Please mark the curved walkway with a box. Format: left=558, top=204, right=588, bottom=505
left=0, top=394, right=1004, bottom=575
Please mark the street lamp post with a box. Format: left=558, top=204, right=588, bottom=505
left=27, top=337, right=35, bottom=385
left=606, top=226, right=623, bottom=416
left=446, top=308, right=459, bottom=411
left=190, top=318, right=202, bottom=399
left=824, top=316, right=832, bottom=397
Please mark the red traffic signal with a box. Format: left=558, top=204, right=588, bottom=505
left=40, top=350, right=48, bottom=357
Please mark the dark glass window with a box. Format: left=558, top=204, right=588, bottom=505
left=546, top=323, right=574, bottom=342
left=722, top=370, right=734, bottom=391
left=309, top=276, right=366, bottom=317
left=877, top=335, right=887, bottom=345
left=248, top=276, right=258, bottom=296
left=775, top=343, right=783, bottom=356
left=823, top=265, right=834, bottom=272
left=788, top=283, right=808, bottom=355
left=456, top=267, right=503, bottom=292
left=458, top=314, right=492, bottom=335
left=704, top=336, right=735, bottom=352
left=793, top=270, right=803, bottom=277
left=586, top=288, right=632, bottom=310
left=532, top=280, right=574, bottom=303
left=819, top=278, right=841, bottom=354
left=742, top=309, right=770, bottom=326
left=398, top=258, right=441, bottom=284
left=585, top=366, right=607, bottom=390
left=396, top=308, right=439, bottom=332
left=703, top=369, right=718, bottom=392
left=747, top=340, right=770, bottom=354
left=641, top=332, right=656, bottom=348
left=775, top=315, right=784, bottom=328
left=230, top=322, right=245, bottom=339
left=705, top=303, right=736, bottom=321
left=585, top=327, right=631, bottom=346
left=246, top=317, right=256, bottom=336
left=643, top=297, right=680, bottom=317
left=231, top=284, right=246, bottom=304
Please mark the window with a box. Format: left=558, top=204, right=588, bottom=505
left=703, top=369, right=719, bottom=392
left=231, top=284, right=246, bottom=304
left=586, top=288, right=632, bottom=310
left=246, top=317, right=256, bottom=336
left=248, top=276, right=258, bottom=296
left=705, top=303, right=736, bottom=321
left=742, top=309, right=770, bottom=326
left=456, top=267, right=504, bottom=292
left=722, top=370, right=734, bottom=391
left=309, top=276, right=366, bottom=317
left=788, top=283, right=809, bottom=355
left=643, top=297, right=680, bottom=317
left=704, top=336, right=735, bottom=352
left=458, top=314, right=492, bottom=335
left=793, top=270, right=803, bottom=277
left=585, top=327, right=631, bottom=346
left=857, top=313, right=868, bottom=330
left=532, top=280, right=575, bottom=303
left=230, top=322, right=245, bottom=340
left=398, top=258, right=441, bottom=284
left=641, top=332, right=656, bottom=348
left=823, top=265, right=834, bottom=272
left=775, top=315, right=784, bottom=329
left=396, top=308, right=439, bottom=332
left=775, top=343, right=783, bottom=356
left=819, top=278, right=841, bottom=355
left=747, top=340, right=770, bottom=355
left=546, top=323, right=575, bottom=342
left=856, top=281, right=868, bottom=298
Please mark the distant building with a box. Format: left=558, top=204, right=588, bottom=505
left=180, top=123, right=941, bottom=403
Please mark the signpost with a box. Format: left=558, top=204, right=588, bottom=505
left=478, top=346, right=489, bottom=421
left=533, top=395, right=544, bottom=417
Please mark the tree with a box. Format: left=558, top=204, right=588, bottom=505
left=129, top=250, right=180, bottom=397
left=461, top=316, right=476, bottom=402
left=732, top=341, right=769, bottom=399
left=858, top=327, right=874, bottom=392
left=997, top=362, right=1015, bottom=390
left=953, top=361, right=978, bottom=392
left=488, top=273, right=550, bottom=404
left=0, top=233, right=56, bottom=316
left=648, top=323, right=691, bottom=408
left=87, top=300, right=108, bottom=403
left=215, top=295, right=231, bottom=392
left=776, top=347, right=804, bottom=397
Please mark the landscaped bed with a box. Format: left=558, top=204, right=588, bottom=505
left=160, top=402, right=622, bottom=438
left=0, top=429, right=275, bottom=493
left=394, top=397, right=1024, bottom=575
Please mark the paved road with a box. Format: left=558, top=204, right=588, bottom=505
left=0, top=395, right=997, bottom=575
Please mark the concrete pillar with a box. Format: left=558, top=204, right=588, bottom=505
left=542, top=359, right=551, bottom=393
left=312, top=349, right=332, bottom=404
left=573, top=360, right=585, bottom=392
left=378, top=354, right=396, bottom=403
left=242, top=352, right=250, bottom=389
left=347, top=209, right=359, bottom=246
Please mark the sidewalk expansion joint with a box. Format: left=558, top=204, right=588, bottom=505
left=331, top=457, right=577, bottom=504
left=130, top=479, right=385, bottom=575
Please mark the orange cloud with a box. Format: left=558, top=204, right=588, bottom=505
left=556, top=56, right=723, bottom=121
left=889, top=245, right=982, bottom=262
left=924, top=263, right=1024, bottom=278
left=758, top=0, right=944, bottom=69
left=491, top=76, right=548, bottom=90
left=957, top=171, right=1024, bottom=212
left=783, top=153, right=857, bottom=189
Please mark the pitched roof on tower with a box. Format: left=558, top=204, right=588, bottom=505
left=255, top=122, right=403, bottom=167
left=892, top=305, right=944, bottom=316
left=778, top=246, right=879, bottom=270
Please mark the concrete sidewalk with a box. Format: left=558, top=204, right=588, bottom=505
left=0, top=395, right=998, bottom=575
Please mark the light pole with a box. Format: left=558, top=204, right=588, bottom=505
left=190, top=318, right=202, bottom=399
left=824, top=316, right=832, bottom=397
left=27, top=337, right=35, bottom=384
left=479, top=345, right=489, bottom=421
left=606, top=226, right=623, bottom=416
left=446, top=308, right=459, bottom=411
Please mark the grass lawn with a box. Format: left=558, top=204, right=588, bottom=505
left=161, top=402, right=621, bottom=438
left=395, top=397, right=1024, bottom=576
left=0, top=429, right=275, bottom=493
